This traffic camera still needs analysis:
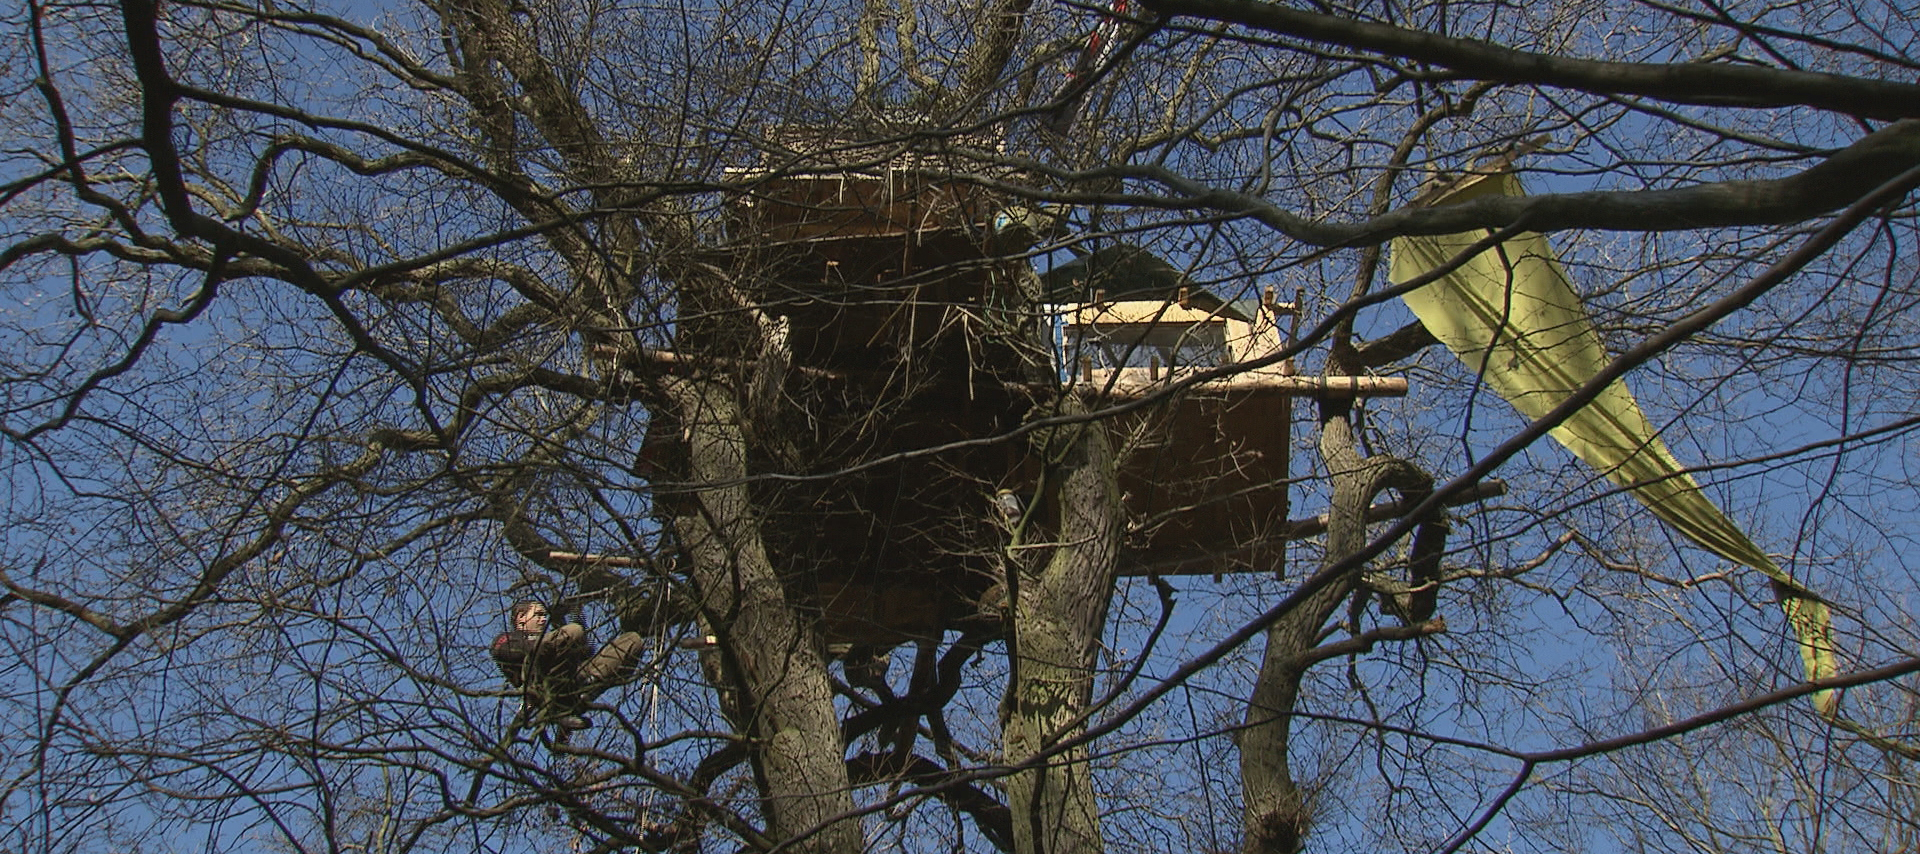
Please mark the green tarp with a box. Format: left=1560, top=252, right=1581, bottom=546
left=1390, top=171, right=1838, bottom=715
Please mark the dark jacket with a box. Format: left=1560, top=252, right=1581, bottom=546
left=490, top=629, right=593, bottom=689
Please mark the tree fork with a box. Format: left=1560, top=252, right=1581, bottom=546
left=1002, top=398, right=1125, bottom=854
left=661, top=377, right=860, bottom=854
left=1239, top=400, right=1438, bottom=854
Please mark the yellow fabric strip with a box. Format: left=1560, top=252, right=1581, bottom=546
left=1389, top=172, right=1837, bottom=716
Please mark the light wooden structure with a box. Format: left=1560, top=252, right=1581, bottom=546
left=1047, top=285, right=1297, bottom=578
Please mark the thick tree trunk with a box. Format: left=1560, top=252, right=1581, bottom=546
left=1003, top=402, right=1124, bottom=854
left=663, top=378, right=859, bottom=854
left=1240, top=407, right=1429, bottom=854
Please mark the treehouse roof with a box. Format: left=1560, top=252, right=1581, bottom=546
left=1040, top=244, right=1257, bottom=322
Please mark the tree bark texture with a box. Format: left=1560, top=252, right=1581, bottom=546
left=1240, top=406, right=1430, bottom=854
left=663, top=378, right=859, bottom=854
left=1003, top=400, right=1125, bottom=854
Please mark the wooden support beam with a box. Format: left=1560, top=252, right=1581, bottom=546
left=595, top=346, right=1407, bottom=399
left=1075, top=373, right=1408, bottom=400
left=544, top=550, right=650, bottom=568
left=589, top=345, right=852, bottom=381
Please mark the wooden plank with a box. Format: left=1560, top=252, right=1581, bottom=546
left=1073, top=373, right=1409, bottom=399
left=596, top=347, right=1407, bottom=398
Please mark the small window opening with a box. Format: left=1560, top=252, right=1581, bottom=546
left=1065, top=321, right=1229, bottom=373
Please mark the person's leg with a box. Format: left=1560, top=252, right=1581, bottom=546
left=554, top=632, right=644, bottom=727
left=544, top=673, right=593, bottom=730
left=581, top=631, right=645, bottom=684
left=547, top=623, right=586, bottom=647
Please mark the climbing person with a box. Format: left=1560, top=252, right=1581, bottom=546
left=490, top=599, right=645, bottom=732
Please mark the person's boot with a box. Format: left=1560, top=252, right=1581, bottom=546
left=555, top=714, right=592, bottom=731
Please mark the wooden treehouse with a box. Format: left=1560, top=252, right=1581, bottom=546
left=603, top=138, right=1406, bottom=645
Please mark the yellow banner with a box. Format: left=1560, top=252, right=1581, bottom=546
left=1390, top=172, right=1836, bottom=716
